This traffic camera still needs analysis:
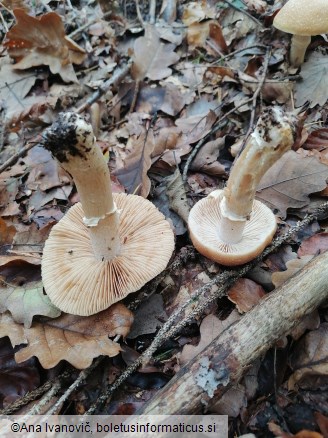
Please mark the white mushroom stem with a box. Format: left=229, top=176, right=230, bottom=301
left=218, top=107, right=296, bottom=244
left=290, top=35, right=311, bottom=67
left=43, top=112, right=120, bottom=261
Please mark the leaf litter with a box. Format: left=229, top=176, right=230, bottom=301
left=0, top=0, right=327, bottom=433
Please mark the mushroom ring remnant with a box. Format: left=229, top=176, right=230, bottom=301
left=188, top=189, right=277, bottom=266
left=42, top=193, right=174, bottom=316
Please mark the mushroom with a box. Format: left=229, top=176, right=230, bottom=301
left=188, top=107, right=297, bottom=266
left=41, top=113, right=174, bottom=316
left=273, top=0, right=328, bottom=67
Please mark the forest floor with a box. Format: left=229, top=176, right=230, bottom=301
left=0, top=0, right=328, bottom=437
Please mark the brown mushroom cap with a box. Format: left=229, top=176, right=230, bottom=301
left=273, top=0, right=328, bottom=36
left=42, top=193, right=175, bottom=316
left=188, top=190, right=277, bottom=266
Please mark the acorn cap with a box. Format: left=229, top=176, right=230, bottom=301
left=273, top=0, right=328, bottom=36
left=42, top=193, right=175, bottom=316
left=188, top=190, right=277, bottom=266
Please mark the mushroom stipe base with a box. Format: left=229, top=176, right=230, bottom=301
left=42, top=193, right=175, bottom=316
left=188, top=189, right=277, bottom=266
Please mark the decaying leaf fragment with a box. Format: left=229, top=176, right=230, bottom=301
left=4, top=9, right=86, bottom=83
left=0, top=279, right=61, bottom=328
left=0, top=303, right=133, bottom=369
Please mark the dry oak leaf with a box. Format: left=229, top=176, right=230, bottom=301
left=0, top=303, right=133, bottom=369
left=131, top=24, right=179, bottom=81
left=0, top=280, right=61, bottom=328
left=4, top=9, right=86, bottom=83
left=257, top=150, right=328, bottom=218
left=295, top=52, right=328, bottom=108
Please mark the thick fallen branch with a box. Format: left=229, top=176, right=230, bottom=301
left=138, top=250, right=328, bottom=414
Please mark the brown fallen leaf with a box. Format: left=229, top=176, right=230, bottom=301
left=0, top=302, right=133, bottom=369
left=271, top=255, right=314, bottom=288
left=187, top=20, right=227, bottom=54
left=5, top=9, right=86, bottom=83
left=288, top=323, right=328, bottom=391
left=257, top=150, right=328, bottom=218
left=113, top=125, right=155, bottom=197
left=179, top=311, right=240, bottom=365
left=190, top=137, right=227, bottom=176
left=0, top=279, right=61, bottom=328
left=295, top=52, right=328, bottom=108
left=227, top=278, right=266, bottom=313
left=304, top=128, right=328, bottom=151
left=297, top=233, right=328, bottom=257
left=131, top=24, right=179, bottom=81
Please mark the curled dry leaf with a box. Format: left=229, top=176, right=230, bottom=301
left=131, top=24, right=179, bottom=81
left=257, top=150, right=328, bottom=218
left=0, top=279, right=61, bottom=328
left=227, top=278, right=266, bottom=313
left=0, top=303, right=133, bottom=369
left=5, top=9, right=86, bottom=83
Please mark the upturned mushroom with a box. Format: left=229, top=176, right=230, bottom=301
left=273, top=0, right=328, bottom=67
left=41, top=113, right=175, bottom=316
left=188, top=107, right=297, bottom=266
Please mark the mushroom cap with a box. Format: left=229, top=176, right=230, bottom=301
left=42, top=193, right=175, bottom=316
left=273, top=0, right=328, bottom=36
left=188, top=190, right=277, bottom=266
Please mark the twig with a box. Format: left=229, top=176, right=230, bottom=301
left=0, top=62, right=131, bottom=174
left=222, top=0, right=264, bottom=27
left=135, top=0, right=144, bottom=26
left=182, top=120, right=226, bottom=182
left=0, top=370, right=72, bottom=415
left=84, top=201, right=328, bottom=414
left=75, top=61, right=132, bottom=113
left=68, top=11, right=113, bottom=38
left=149, top=0, right=156, bottom=24
left=235, top=46, right=271, bottom=160
left=45, top=357, right=103, bottom=415
left=0, top=140, right=40, bottom=174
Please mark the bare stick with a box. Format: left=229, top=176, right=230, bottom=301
left=138, top=249, right=328, bottom=414
left=45, top=357, right=103, bottom=415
